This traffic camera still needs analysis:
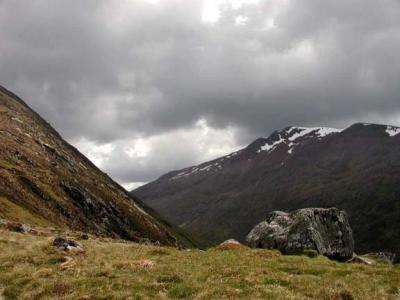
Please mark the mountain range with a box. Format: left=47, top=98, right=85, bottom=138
left=2, top=83, right=399, bottom=258
left=0, top=85, right=195, bottom=248
left=134, top=123, right=400, bottom=257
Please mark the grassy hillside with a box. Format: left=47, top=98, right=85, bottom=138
left=0, top=227, right=399, bottom=300
left=0, top=85, right=196, bottom=248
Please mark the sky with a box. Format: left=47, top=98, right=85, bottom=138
left=1, top=0, right=400, bottom=189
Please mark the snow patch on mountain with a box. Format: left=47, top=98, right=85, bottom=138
left=386, top=126, right=400, bottom=137
left=288, top=127, right=341, bottom=140
left=257, top=126, right=342, bottom=155
left=257, top=135, right=284, bottom=153
left=170, top=150, right=241, bottom=180
left=287, top=127, right=341, bottom=154
left=171, top=126, right=342, bottom=181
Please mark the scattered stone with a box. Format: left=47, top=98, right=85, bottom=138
left=347, top=255, right=374, bottom=265
left=0, top=218, right=6, bottom=226
left=139, top=238, right=160, bottom=246
left=132, top=259, right=155, bottom=269
left=364, top=252, right=396, bottom=265
left=216, top=239, right=247, bottom=250
left=246, top=208, right=354, bottom=260
left=53, top=237, right=83, bottom=252
left=6, top=222, right=31, bottom=233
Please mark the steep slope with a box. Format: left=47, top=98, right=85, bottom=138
left=0, top=85, right=196, bottom=247
left=134, top=124, right=400, bottom=255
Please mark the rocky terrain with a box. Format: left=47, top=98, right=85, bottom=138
left=134, top=124, right=400, bottom=258
left=0, top=85, right=195, bottom=248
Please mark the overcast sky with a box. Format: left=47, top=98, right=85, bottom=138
left=1, top=0, right=400, bottom=189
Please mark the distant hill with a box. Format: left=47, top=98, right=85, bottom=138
left=0, top=85, right=196, bottom=248
left=134, top=124, right=400, bottom=256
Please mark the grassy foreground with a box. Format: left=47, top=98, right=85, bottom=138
left=0, top=229, right=399, bottom=300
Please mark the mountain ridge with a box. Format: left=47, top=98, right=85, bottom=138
left=134, top=123, right=400, bottom=256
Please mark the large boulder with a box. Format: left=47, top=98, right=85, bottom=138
left=245, top=208, right=354, bottom=260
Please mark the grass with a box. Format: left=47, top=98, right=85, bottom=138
left=0, top=197, right=54, bottom=228
left=0, top=228, right=399, bottom=299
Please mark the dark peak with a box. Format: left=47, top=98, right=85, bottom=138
left=343, top=123, right=400, bottom=138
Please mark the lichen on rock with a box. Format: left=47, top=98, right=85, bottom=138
left=246, top=208, right=354, bottom=260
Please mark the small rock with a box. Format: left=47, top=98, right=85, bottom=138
left=6, top=222, right=31, bottom=233
left=138, top=238, right=152, bottom=245
left=138, top=238, right=160, bottom=246
left=364, top=252, right=396, bottom=265
left=221, top=239, right=242, bottom=246
left=347, top=255, right=374, bottom=265
left=216, top=239, right=247, bottom=250
left=53, top=237, right=83, bottom=252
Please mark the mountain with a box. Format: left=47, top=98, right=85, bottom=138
left=0, top=85, right=196, bottom=247
left=134, top=124, right=400, bottom=256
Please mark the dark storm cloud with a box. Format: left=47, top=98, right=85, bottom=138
left=1, top=0, right=400, bottom=184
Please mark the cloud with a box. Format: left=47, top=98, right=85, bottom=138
left=1, top=0, right=400, bottom=185
left=72, top=119, right=240, bottom=187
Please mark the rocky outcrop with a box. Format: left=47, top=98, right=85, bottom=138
left=245, top=208, right=354, bottom=260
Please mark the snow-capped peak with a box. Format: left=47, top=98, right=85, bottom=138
left=258, top=126, right=342, bottom=155
left=170, top=126, right=343, bottom=181
left=287, top=127, right=342, bottom=140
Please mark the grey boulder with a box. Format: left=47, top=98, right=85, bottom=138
left=245, top=208, right=354, bottom=260
left=53, top=237, right=83, bottom=251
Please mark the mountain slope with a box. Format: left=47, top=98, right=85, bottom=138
left=0, top=85, right=196, bottom=247
left=134, top=124, right=400, bottom=255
